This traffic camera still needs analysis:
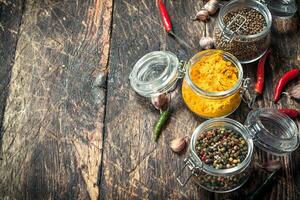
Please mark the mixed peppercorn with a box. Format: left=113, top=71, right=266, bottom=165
left=196, top=127, right=248, bottom=169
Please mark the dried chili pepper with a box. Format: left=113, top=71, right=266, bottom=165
left=158, top=0, right=172, bottom=33
left=250, top=49, right=272, bottom=108
left=274, top=68, right=299, bottom=103
left=154, top=109, right=171, bottom=142
left=278, top=109, right=299, bottom=118
left=255, top=49, right=272, bottom=95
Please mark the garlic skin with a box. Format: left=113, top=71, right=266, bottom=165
left=170, top=136, right=189, bottom=153
left=151, top=93, right=171, bottom=111
left=204, top=0, right=220, bottom=15
left=199, top=36, right=215, bottom=50
left=288, top=84, right=300, bottom=100
left=192, top=9, right=209, bottom=22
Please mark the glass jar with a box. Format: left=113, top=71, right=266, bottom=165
left=129, top=51, right=181, bottom=98
left=182, top=50, right=246, bottom=119
left=213, top=0, right=272, bottom=63
left=177, top=108, right=299, bottom=193
left=267, top=0, right=297, bottom=17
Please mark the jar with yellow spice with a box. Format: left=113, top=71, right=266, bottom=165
left=182, top=50, right=246, bottom=118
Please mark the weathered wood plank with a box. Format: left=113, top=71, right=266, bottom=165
left=0, top=0, right=112, bottom=199
left=102, top=0, right=300, bottom=199
left=101, top=0, right=212, bottom=199
left=0, top=0, right=24, bottom=157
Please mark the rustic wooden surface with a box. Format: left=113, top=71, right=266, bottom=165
left=0, top=0, right=112, bottom=199
left=0, top=0, right=300, bottom=199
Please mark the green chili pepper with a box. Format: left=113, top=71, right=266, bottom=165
left=154, top=109, right=171, bottom=142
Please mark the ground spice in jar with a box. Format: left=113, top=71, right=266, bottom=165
left=214, top=7, right=270, bottom=62
left=182, top=53, right=241, bottom=118
left=190, top=54, right=238, bottom=92
left=196, top=127, right=248, bottom=169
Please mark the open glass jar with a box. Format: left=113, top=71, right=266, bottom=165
left=130, top=50, right=251, bottom=118
left=177, top=108, right=299, bottom=193
left=213, top=0, right=272, bottom=63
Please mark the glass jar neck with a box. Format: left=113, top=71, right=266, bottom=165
left=184, top=50, right=243, bottom=99
left=190, top=118, right=254, bottom=176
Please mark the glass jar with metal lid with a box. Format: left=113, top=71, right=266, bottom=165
left=129, top=50, right=251, bottom=118
left=176, top=108, right=299, bottom=193
left=213, top=0, right=272, bottom=63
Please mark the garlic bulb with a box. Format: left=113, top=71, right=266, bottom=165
left=191, top=9, right=209, bottom=22
left=288, top=84, right=300, bottom=100
left=204, top=0, right=220, bottom=15
left=170, top=136, right=189, bottom=153
left=151, top=93, right=171, bottom=111
left=199, top=36, right=215, bottom=50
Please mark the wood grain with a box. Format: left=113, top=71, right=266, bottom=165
left=101, top=0, right=213, bottom=199
left=0, top=0, right=112, bottom=199
left=101, top=0, right=300, bottom=199
left=0, top=0, right=24, bottom=158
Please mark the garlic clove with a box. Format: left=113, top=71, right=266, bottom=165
left=191, top=9, right=209, bottom=22
left=151, top=93, right=171, bottom=111
left=199, top=36, right=215, bottom=50
left=170, top=136, right=189, bottom=153
left=204, top=0, right=220, bottom=15
left=288, top=84, right=300, bottom=100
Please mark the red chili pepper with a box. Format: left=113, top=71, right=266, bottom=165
left=201, top=155, right=207, bottom=162
left=158, top=0, right=173, bottom=33
left=278, top=109, right=299, bottom=118
left=274, top=68, right=299, bottom=103
left=255, top=49, right=272, bottom=95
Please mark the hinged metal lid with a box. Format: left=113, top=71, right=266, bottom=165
left=245, top=108, right=299, bottom=155
left=221, top=14, right=247, bottom=43
left=129, top=51, right=182, bottom=97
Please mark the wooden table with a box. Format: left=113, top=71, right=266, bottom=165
left=0, top=0, right=300, bottom=199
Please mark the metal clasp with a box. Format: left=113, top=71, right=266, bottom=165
left=176, top=157, right=201, bottom=187
left=178, top=60, right=186, bottom=79
left=240, top=78, right=253, bottom=109
left=221, top=14, right=247, bottom=43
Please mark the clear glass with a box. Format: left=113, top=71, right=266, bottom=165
left=189, top=118, right=254, bottom=193
left=129, top=51, right=179, bottom=97
left=181, top=50, right=243, bottom=119
left=245, top=108, right=299, bottom=155
left=267, top=0, right=297, bottom=16
left=213, top=0, right=272, bottom=63
left=177, top=109, right=299, bottom=193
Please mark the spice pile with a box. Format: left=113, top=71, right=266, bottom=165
left=214, top=7, right=270, bottom=62
left=190, top=54, right=238, bottom=92
left=223, top=8, right=266, bottom=35
left=196, top=127, right=248, bottom=169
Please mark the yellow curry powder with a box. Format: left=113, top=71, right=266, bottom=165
left=182, top=53, right=241, bottom=118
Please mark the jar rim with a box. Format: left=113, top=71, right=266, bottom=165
left=218, top=0, right=272, bottom=40
left=184, top=50, right=243, bottom=98
left=190, top=118, right=254, bottom=176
